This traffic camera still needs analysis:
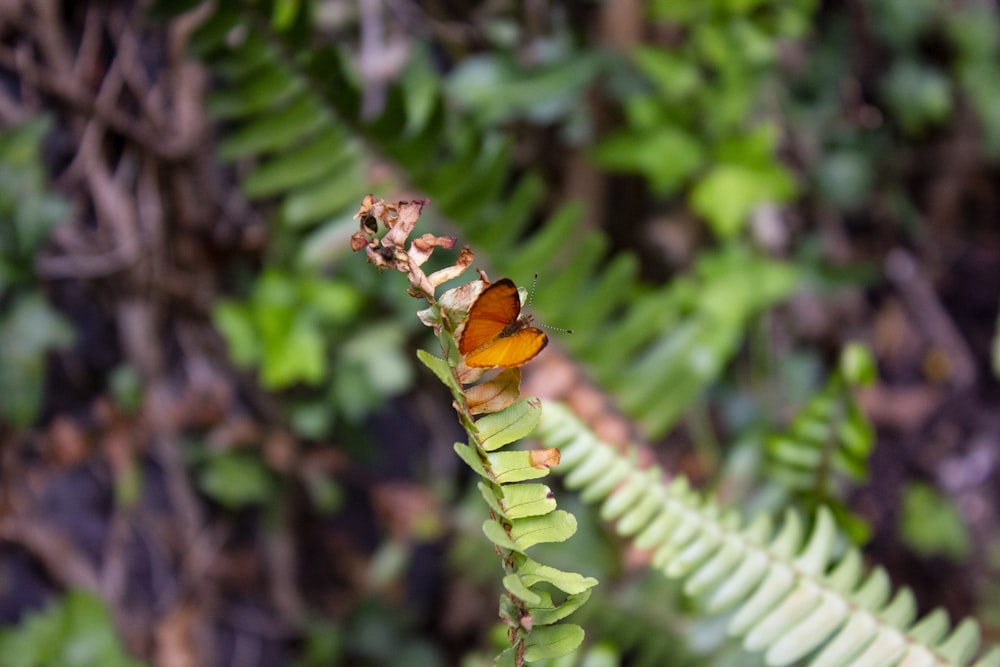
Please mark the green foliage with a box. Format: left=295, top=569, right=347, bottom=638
left=293, top=619, right=343, bottom=667
left=147, top=1, right=1000, bottom=664
left=193, top=10, right=372, bottom=233
left=604, top=246, right=799, bottom=437
left=881, top=61, right=954, bottom=136
left=0, top=118, right=71, bottom=283
left=213, top=270, right=364, bottom=388
left=558, top=571, right=706, bottom=666
left=446, top=50, right=604, bottom=127
left=870, top=0, right=1000, bottom=155
left=593, top=0, right=813, bottom=237
left=688, top=132, right=796, bottom=238
left=0, top=590, right=145, bottom=667
left=0, top=118, right=74, bottom=427
left=270, top=0, right=303, bottom=30
left=333, top=598, right=446, bottom=667
left=0, top=295, right=74, bottom=427
left=795, top=0, right=1000, bottom=231
left=169, top=0, right=810, bottom=445
left=108, top=364, right=143, bottom=415
left=949, top=4, right=1000, bottom=157
left=187, top=6, right=423, bottom=428
left=814, top=149, right=875, bottom=214
left=196, top=449, right=276, bottom=509
left=213, top=268, right=410, bottom=425
left=899, top=483, right=973, bottom=561
left=539, top=403, right=1000, bottom=667
left=766, top=343, right=877, bottom=542
left=870, top=0, right=942, bottom=50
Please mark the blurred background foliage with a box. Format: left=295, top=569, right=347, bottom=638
left=1, top=0, right=999, bottom=665
left=0, top=119, right=75, bottom=427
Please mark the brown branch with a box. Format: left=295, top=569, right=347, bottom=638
left=0, top=43, right=200, bottom=160
left=0, top=516, right=101, bottom=592
left=37, top=145, right=144, bottom=278
left=885, top=248, right=977, bottom=389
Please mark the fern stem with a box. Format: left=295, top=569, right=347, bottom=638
left=685, top=395, right=722, bottom=476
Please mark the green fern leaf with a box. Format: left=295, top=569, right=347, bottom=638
left=217, top=94, right=326, bottom=160
left=522, top=624, right=586, bottom=662
left=488, top=451, right=556, bottom=484
left=538, top=401, right=999, bottom=667
left=476, top=398, right=543, bottom=451
left=499, top=483, right=559, bottom=520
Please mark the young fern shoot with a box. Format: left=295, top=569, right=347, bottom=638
left=351, top=195, right=597, bottom=666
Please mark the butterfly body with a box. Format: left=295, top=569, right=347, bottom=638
left=499, top=314, right=535, bottom=337
left=459, top=279, right=548, bottom=368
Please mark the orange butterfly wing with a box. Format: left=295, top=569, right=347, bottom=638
left=459, top=279, right=548, bottom=368
left=465, top=327, right=548, bottom=368
left=459, top=279, right=522, bottom=354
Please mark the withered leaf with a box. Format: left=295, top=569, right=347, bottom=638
left=529, top=448, right=561, bottom=469
left=466, top=368, right=522, bottom=415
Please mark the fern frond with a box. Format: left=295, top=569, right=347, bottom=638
left=189, top=10, right=371, bottom=233
left=538, top=402, right=1000, bottom=667
left=766, top=343, right=878, bottom=541
left=350, top=198, right=597, bottom=664
left=419, top=343, right=598, bottom=664
left=767, top=344, right=876, bottom=487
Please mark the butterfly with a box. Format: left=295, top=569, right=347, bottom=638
left=459, top=278, right=548, bottom=368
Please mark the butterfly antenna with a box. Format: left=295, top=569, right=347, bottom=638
left=526, top=274, right=573, bottom=333
left=525, top=273, right=539, bottom=308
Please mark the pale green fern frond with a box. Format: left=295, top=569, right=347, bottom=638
left=537, top=402, right=1000, bottom=667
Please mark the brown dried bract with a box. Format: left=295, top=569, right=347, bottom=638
left=465, top=369, right=522, bottom=415
left=351, top=195, right=472, bottom=301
